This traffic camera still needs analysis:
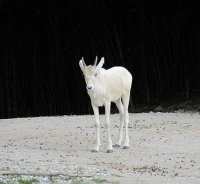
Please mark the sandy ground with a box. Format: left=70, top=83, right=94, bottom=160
left=0, top=112, right=200, bottom=183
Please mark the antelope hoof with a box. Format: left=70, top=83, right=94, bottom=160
left=122, top=146, right=129, bottom=149
left=113, top=144, right=121, bottom=148
left=106, top=149, right=113, bottom=153
left=91, top=149, right=99, bottom=153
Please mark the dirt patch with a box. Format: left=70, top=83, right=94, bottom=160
left=0, top=112, right=200, bottom=183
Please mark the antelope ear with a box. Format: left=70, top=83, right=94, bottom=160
left=79, top=57, right=86, bottom=71
left=96, top=57, right=104, bottom=69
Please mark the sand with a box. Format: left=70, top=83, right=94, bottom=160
left=0, top=112, right=200, bottom=183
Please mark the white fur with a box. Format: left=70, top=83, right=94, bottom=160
left=79, top=57, right=132, bottom=152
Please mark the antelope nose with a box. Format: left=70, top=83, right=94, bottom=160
left=87, top=86, right=92, bottom=90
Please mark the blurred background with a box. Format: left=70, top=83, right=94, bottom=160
left=0, top=1, right=200, bottom=118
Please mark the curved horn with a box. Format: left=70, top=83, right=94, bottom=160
left=94, top=56, right=98, bottom=66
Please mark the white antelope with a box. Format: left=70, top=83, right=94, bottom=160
left=79, top=56, right=132, bottom=153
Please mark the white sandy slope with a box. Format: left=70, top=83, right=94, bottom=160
left=0, top=112, right=200, bottom=183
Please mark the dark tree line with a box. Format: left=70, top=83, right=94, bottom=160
left=0, top=1, right=200, bottom=118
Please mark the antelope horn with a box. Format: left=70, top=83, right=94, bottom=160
left=94, top=56, right=98, bottom=66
